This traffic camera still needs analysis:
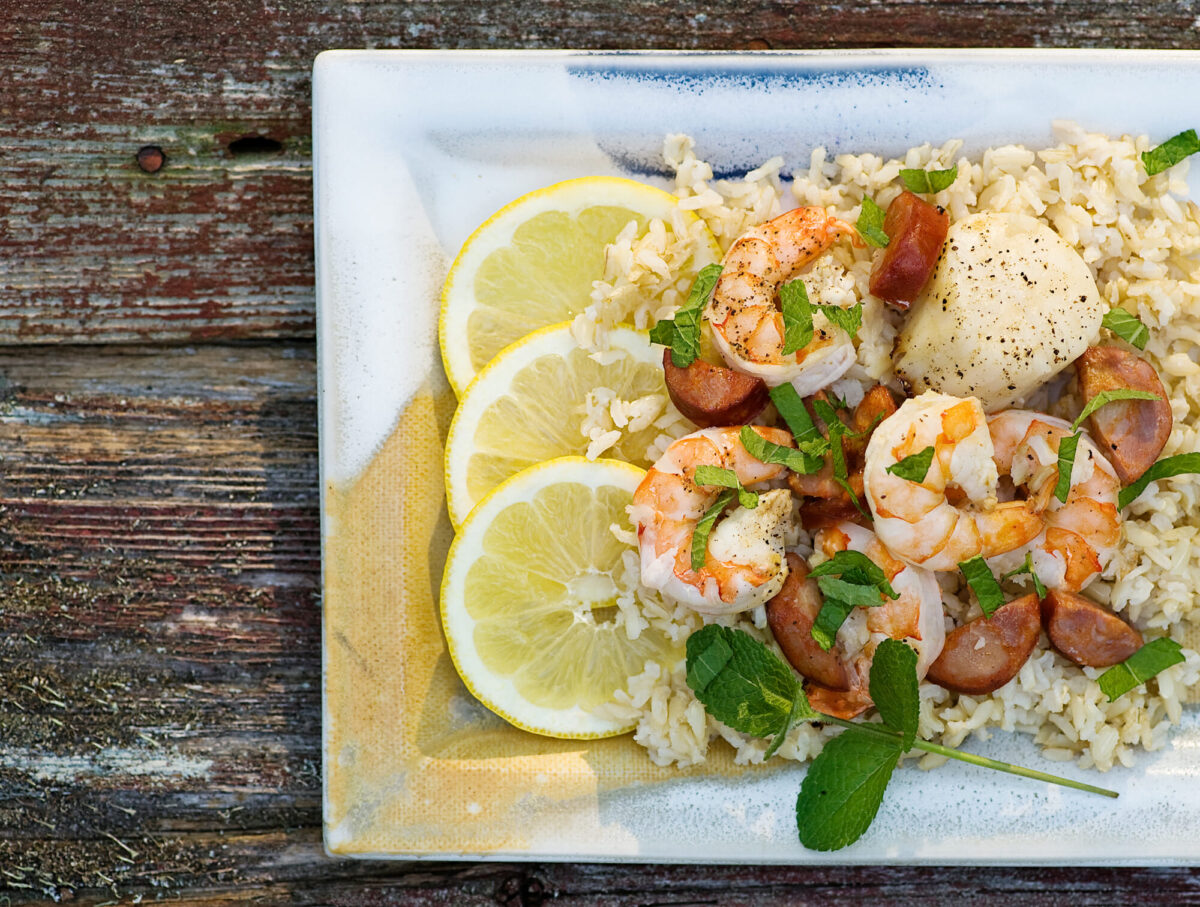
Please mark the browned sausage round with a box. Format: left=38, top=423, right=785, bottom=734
left=662, top=348, right=769, bottom=427
left=1041, top=588, right=1143, bottom=667
left=1074, top=345, right=1172, bottom=484
left=868, top=190, right=950, bottom=309
left=926, top=594, right=1042, bottom=694
left=766, top=553, right=850, bottom=690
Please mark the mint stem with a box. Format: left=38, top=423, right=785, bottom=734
left=817, top=715, right=1119, bottom=799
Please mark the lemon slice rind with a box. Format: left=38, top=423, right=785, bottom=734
left=440, top=456, right=655, bottom=739
left=439, top=175, right=718, bottom=396
left=443, top=321, right=666, bottom=529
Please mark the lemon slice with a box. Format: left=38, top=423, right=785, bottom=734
left=440, top=457, right=679, bottom=738
left=439, top=175, right=719, bottom=395
left=445, top=322, right=674, bottom=529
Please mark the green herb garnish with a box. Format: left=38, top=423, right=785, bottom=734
left=1053, top=431, right=1081, bottom=505
left=809, top=398, right=864, bottom=514
left=780, top=279, right=863, bottom=356
left=808, top=550, right=898, bottom=650
left=1053, top=390, right=1161, bottom=505
left=1072, top=388, right=1160, bottom=432
left=958, top=556, right=1005, bottom=617
left=1003, top=552, right=1047, bottom=599
left=769, top=384, right=822, bottom=448
left=780, top=279, right=814, bottom=356
left=693, top=464, right=759, bottom=510
left=739, top=425, right=823, bottom=475
left=690, top=489, right=735, bottom=571
left=684, top=628, right=1117, bottom=852
left=1142, top=129, right=1200, bottom=176
left=1119, top=453, right=1200, bottom=509
left=884, top=445, right=935, bottom=483
left=648, top=263, right=723, bottom=367
left=856, top=197, right=889, bottom=248
left=819, top=301, right=864, bottom=340
left=1097, top=638, right=1185, bottom=701
left=1101, top=308, right=1150, bottom=350
left=899, top=165, right=959, bottom=194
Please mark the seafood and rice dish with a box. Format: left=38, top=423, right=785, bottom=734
left=440, top=121, right=1200, bottom=777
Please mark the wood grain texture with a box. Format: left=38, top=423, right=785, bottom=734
left=3, top=1, right=1200, bottom=903
left=1, top=1, right=1198, bottom=345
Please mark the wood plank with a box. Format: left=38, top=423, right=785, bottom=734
left=1, top=2, right=1197, bottom=345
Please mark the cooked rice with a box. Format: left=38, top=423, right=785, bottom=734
left=586, top=122, right=1200, bottom=772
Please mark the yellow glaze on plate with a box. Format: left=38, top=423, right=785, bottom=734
left=322, top=386, right=762, bottom=856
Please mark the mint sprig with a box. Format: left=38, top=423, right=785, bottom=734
left=685, top=628, right=1118, bottom=853
left=1101, top=308, right=1150, bottom=350
left=648, top=263, right=723, bottom=367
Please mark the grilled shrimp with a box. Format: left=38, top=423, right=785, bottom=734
left=767, top=522, right=944, bottom=719
left=985, top=410, right=1121, bottom=592
left=707, top=206, right=859, bottom=395
left=629, top=426, right=797, bottom=615
left=863, top=392, right=1043, bottom=571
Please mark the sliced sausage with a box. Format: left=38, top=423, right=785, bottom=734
left=766, top=553, right=851, bottom=690
left=1074, top=345, right=1172, bottom=484
left=926, top=594, right=1041, bottom=694
left=868, top=190, right=950, bottom=310
left=844, top=384, right=898, bottom=458
left=662, top=348, right=769, bottom=428
left=1041, top=588, right=1143, bottom=668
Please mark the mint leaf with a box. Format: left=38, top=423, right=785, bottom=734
left=1003, top=552, right=1047, bottom=599
left=691, top=489, right=735, bottom=571
left=809, top=551, right=897, bottom=650
left=649, top=263, right=723, bottom=367
left=1101, top=308, right=1150, bottom=350
left=812, top=398, right=868, bottom=518
left=816, top=575, right=889, bottom=609
left=1072, top=388, right=1160, bottom=432
left=693, top=464, right=759, bottom=510
left=856, top=196, right=889, bottom=248
left=1097, top=637, right=1185, bottom=701
left=958, top=556, right=1005, bottom=618
left=739, top=425, right=823, bottom=475
left=764, top=688, right=813, bottom=759
left=810, top=598, right=855, bottom=651
left=885, top=445, right=935, bottom=483
left=1119, top=453, right=1200, bottom=509
left=780, top=279, right=814, bottom=356
left=899, top=165, right=959, bottom=194
left=868, top=638, right=919, bottom=751
left=684, top=625, right=815, bottom=738
left=809, top=550, right=897, bottom=599
left=796, top=731, right=901, bottom=851
left=1054, top=431, right=1081, bottom=504
left=1142, top=129, right=1200, bottom=176
left=816, top=302, right=864, bottom=340
left=770, top=384, right=822, bottom=446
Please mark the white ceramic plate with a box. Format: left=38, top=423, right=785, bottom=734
left=316, top=49, right=1200, bottom=863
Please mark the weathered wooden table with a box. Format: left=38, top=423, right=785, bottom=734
left=4, top=4, right=1200, bottom=904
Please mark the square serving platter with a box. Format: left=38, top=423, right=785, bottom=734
left=315, top=49, right=1200, bottom=863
